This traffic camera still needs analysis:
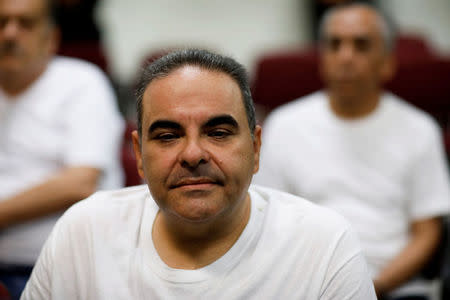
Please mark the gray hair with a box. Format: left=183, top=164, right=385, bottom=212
left=44, top=0, right=58, bottom=26
left=135, top=48, right=256, bottom=138
left=318, top=2, right=396, bottom=53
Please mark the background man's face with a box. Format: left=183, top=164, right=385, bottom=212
left=0, top=0, right=56, bottom=76
left=319, top=7, right=391, bottom=99
left=133, top=66, right=261, bottom=224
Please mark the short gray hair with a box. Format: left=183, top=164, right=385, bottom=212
left=135, top=48, right=256, bottom=138
left=318, top=2, right=396, bottom=53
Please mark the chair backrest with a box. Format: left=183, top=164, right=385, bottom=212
left=251, top=47, right=322, bottom=111
left=439, top=217, right=450, bottom=299
left=0, top=281, right=10, bottom=300
left=251, top=36, right=450, bottom=158
left=121, top=121, right=142, bottom=187
left=58, top=41, right=109, bottom=73
left=394, top=34, right=433, bottom=63
left=385, top=58, right=450, bottom=131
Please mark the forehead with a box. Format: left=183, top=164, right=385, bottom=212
left=324, top=7, right=382, bottom=40
left=0, top=0, right=46, bottom=17
left=142, top=66, right=246, bottom=126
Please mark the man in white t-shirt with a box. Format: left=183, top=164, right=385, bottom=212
left=22, top=49, right=376, bottom=299
left=254, top=3, right=450, bottom=300
left=0, top=0, right=123, bottom=297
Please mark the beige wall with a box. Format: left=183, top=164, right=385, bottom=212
left=380, top=0, right=450, bottom=54
left=97, top=0, right=450, bottom=84
left=98, top=0, right=310, bottom=83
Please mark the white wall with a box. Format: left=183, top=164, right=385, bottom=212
left=97, top=0, right=450, bottom=84
left=380, top=0, right=450, bottom=54
left=98, top=0, right=310, bottom=84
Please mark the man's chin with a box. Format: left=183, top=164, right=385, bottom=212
left=0, top=60, right=25, bottom=76
left=170, top=199, right=226, bottom=225
left=175, top=207, right=223, bottom=224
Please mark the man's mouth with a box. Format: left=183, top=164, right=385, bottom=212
left=170, top=177, right=222, bottom=189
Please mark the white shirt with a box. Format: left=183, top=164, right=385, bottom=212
left=254, top=91, right=450, bottom=296
left=0, top=57, right=125, bottom=264
left=22, top=184, right=376, bottom=300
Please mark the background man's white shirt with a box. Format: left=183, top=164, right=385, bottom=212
left=0, top=57, right=124, bottom=264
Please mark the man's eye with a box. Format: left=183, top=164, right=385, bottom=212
left=354, top=38, right=370, bottom=52
left=19, top=17, right=38, bottom=30
left=155, top=133, right=179, bottom=141
left=326, top=37, right=341, bottom=51
left=208, top=129, right=231, bottom=139
left=0, top=17, right=8, bottom=29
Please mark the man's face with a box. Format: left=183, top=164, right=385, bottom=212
left=132, top=66, right=261, bottom=224
left=319, top=7, right=393, bottom=100
left=0, top=0, right=56, bottom=76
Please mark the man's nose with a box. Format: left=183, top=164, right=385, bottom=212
left=179, top=137, right=210, bottom=169
left=337, top=43, right=355, bottom=63
left=2, top=20, right=20, bottom=40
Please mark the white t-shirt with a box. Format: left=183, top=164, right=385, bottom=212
left=22, top=184, right=376, bottom=300
left=254, top=91, right=450, bottom=296
left=0, top=57, right=125, bottom=264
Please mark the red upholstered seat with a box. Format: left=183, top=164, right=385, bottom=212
left=252, top=47, right=322, bottom=111
left=251, top=36, right=450, bottom=158
left=58, top=41, right=109, bottom=73
left=385, top=58, right=450, bottom=132
left=121, top=121, right=142, bottom=187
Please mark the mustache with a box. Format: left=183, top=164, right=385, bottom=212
left=0, top=41, right=23, bottom=58
left=168, top=169, right=225, bottom=188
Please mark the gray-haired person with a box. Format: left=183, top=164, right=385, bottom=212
left=255, top=3, right=450, bottom=300
left=23, top=49, right=376, bottom=299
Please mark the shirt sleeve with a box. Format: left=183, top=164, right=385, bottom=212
left=61, top=66, right=124, bottom=171
left=319, top=225, right=377, bottom=300
left=407, top=121, right=450, bottom=220
left=21, top=201, right=96, bottom=300
left=21, top=220, right=59, bottom=300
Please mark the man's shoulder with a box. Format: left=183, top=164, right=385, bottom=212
left=47, top=56, right=109, bottom=85
left=250, top=184, right=352, bottom=235
left=60, top=185, right=150, bottom=228
left=384, top=93, right=442, bottom=140
left=263, top=91, right=327, bottom=127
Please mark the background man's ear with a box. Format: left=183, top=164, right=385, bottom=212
left=380, top=54, right=397, bottom=83
left=47, top=26, right=61, bottom=56
left=253, top=125, right=262, bottom=174
left=131, top=130, right=146, bottom=180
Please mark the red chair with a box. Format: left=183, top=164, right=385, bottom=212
left=251, top=35, right=450, bottom=158
left=385, top=58, right=450, bottom=133
left=252, top=47, right=322, bottom=112
left=0, top=281, right=10, bottom=300
left=58, top=41, right=109, bottom=73
left=121, top=121, right=142, bottom=187
left=394, top=34, right=433, bottom=63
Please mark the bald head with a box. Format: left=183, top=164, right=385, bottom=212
left=317, top=2, right=397, bottom=114
left=319, top=3, right=394, bottom=53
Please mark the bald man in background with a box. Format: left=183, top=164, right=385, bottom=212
left=255, top=3, right=450, bottom=300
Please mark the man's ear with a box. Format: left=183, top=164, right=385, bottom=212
left=252, top=125, right=262, bottom=174
left=131, top=130, right=146, bottom=180
left=47, top=26, right=61, bottom=56
left=380, top=53, right=396, bottom=83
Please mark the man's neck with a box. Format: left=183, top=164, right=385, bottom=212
left=152, top=194, right=251, bottom=269
left=327, top=89, right=381, bottom=120
left=0, top=62, right=49, bottom=97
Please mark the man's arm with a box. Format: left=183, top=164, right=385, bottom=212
left=0, top=166, right=100, bottom=229
left=373, top=217, right=442, bottom=297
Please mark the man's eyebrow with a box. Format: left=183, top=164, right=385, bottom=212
left=148, top=120, right=181, bottom=133
left=203, top=115, right=239, bottom=128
